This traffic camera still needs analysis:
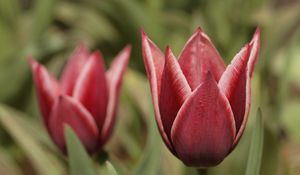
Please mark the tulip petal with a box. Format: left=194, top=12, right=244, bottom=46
left=141, top=30, right=176, bottom=153
left=178, top=28, right=226, bottom=90
left=141, top=30, right=165, bottom=97
left=60, top=44, right=90, bottom=95
left=49, top=96, right=99, bottom=153
left=159, top=47, right=191, bottom=139
left=171, top=73, right=236, bottom=167
left=218, top=28, right=260, bottom=146
left=218, top=45, right=250, bottom=134
left=100, top=45, right=131, bottom=145
left=28, top=58, right=60, bottom=129
left=73, top=51, right=108, bottom=132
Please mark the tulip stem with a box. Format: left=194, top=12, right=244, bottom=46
left=197, top=169, right=208, bottom=175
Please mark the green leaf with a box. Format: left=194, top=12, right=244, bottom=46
left=65, top=125, right=99, bottom=175
left=245, top=109, right=264, bottom=175
left=97, top=161, right=118, bottom=175
left=125, top=70, right=162, bottom=175
left=259, top=127, right=280, bottom=175
left=131, top=115, right=161, bottom=175
left=105, top=161, right=118, bottom=175
left=0, top=146, right=22, bottom=175
left=0, top=104, right=65, bottom=175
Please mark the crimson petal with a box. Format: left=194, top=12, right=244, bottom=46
left=171, top=73, right=236, bottom=167
left=141, top=30, right=176, bottom=153
left=178, top=28, right=226, bottom=90
left=60, top=44, right=90, bottom=95
left=100, top=45, right=131, bottom=145
left=218, top=28, right=260, bottom=146
left=141, top=30, right=165, bottom=97
left=73, top=51, right=108, bottom=132
left=28, top=58, right=60, bottom=129
left=159, top=47, right=191, bottom=139
left=49, top=96, right=99, bottom=153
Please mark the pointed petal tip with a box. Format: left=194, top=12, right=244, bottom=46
left=27, top=57, right=38, bottom=68
left=27, top=56, right=34, bottom=64
left=192, top=26, right=211, bottom=41
left=165, top=45, right=172, bottom=55
left=124, top=44, right=132, bottom=51
left=250, top=27, right=261, bottom=45
left=27, top=57, right=43, bottom=74
left=140, top=28, right=148, bottom=40
left=165, top=46, right=177, bottom=65
left=140, top=30, right=156, bottom=50
left=140, top=27, right=145, bottom=34
left=195, top=26, right=203, bottom=33
left=88, top=50, right=106, bottom=66
left=110, top=45, right=132, bottom=68
left=120, top=44, right=132, bottom=59
left=76, top=42, right=89, bottom=52
left=66, top=42, right=90, bottom=64
left=255, top=26, right=261, bottom=35
left=91, top=50, right=103, bottom=58
left=248, top=27, right=260, bottom=77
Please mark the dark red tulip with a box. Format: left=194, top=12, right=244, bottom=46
left=29, top=44, right=131, bottom=153
left=141, top=27, right=260, bottom=167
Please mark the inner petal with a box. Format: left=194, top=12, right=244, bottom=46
left=159, top=47, right=191, bottom=139
left=178, top=28, right=226, bottom=90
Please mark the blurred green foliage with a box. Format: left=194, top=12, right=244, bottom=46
left=0, top=0, right=300, bottom=175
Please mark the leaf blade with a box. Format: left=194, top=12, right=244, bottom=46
left=0, top=104, right=65, bottom=175
left=65, top=125, right=99, bottom=175
left=245, top=108, right=264, bottom=175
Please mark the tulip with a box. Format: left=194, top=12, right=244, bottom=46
left=29, top=44, right=131, bottom=153
left=141, top=27, right=260, bottom=167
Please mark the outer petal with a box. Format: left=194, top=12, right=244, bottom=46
left=100, top=45, right=131, bottom=145
left=141, top=30, right=175, bottom=153
left=171, top=73, right=236, bottom=167
left=159, top=47, right=191, bottom=139
left=60, top=44, right=90, bottom=95
left=178, top=28, right=226, bottom=90
left=218, top=28, right=260, bottom=147
left=73, top=51, right=108, bottom=132
left=28, top=58, right=60, bottom=129
left=49, top=96, right=99, bottom=153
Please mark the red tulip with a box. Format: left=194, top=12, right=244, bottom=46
left=29, top=44, right=131, bottom=153
left=141, top=27, right=260, bottom=167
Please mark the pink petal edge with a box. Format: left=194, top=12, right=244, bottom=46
left=233, top=27, right=260, bottom=147
left=141, top=30, right=176, bottom=154
left=60, top=44, right=90, bottom=95
left=28, top=57, right=60, bottom=129
left=218, top=44, right=250, bottom=132
left=218, top=27, right=260, bottom=148
left=100, top=45, right=131, bottom=145
left=159, top=47, right=191, bottom=139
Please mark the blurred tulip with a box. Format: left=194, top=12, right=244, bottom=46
left=141, top=27, right=260, bottom=167
left=29, top=44, right=131, bottom=153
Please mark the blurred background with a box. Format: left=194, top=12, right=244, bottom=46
left=0, top=0, right=300, bottom=175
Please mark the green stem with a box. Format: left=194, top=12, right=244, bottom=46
left=197, top=169, right=208, bottom=175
